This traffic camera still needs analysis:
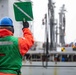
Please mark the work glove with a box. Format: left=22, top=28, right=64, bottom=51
left=23, top=21, right=29, bottom=29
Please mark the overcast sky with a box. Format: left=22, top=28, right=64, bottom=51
left=32, top=0, right=48, bottom=42
left=32, top=0, right=76, bottom=44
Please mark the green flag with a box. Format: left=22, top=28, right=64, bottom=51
left=13, top=2, right=34, bottom=21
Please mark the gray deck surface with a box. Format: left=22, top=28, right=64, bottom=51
left=21, top=61, right=76, bottom=75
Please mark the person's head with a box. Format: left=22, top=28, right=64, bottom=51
left=0, top=17, right=14, bottom=33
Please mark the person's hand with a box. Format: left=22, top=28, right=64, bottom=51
left=23, top=21, right=29, bottom=28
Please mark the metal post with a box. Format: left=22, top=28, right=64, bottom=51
left=45, top=14, right=49, bottom=67
left=42, top=13, right=49, bottom=67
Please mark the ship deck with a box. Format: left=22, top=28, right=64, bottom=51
left=21, top=61, right=76, bottom=75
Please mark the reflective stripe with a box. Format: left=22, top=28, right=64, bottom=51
left=0, top=41, right=13, bottom=45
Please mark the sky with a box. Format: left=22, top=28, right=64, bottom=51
left=32, top=0, right=76, bottom=44
left=32, top=0, right=48, bottom=42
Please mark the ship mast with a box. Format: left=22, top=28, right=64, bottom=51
left=48, top=0, right=56, bottom=50
left=59, top=4, right=66, bottom=47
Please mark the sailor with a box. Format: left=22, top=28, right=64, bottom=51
left=0, top=17, right=34, bottom=75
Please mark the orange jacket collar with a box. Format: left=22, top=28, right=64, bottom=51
left=0, top=29, right=13, bottom=37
